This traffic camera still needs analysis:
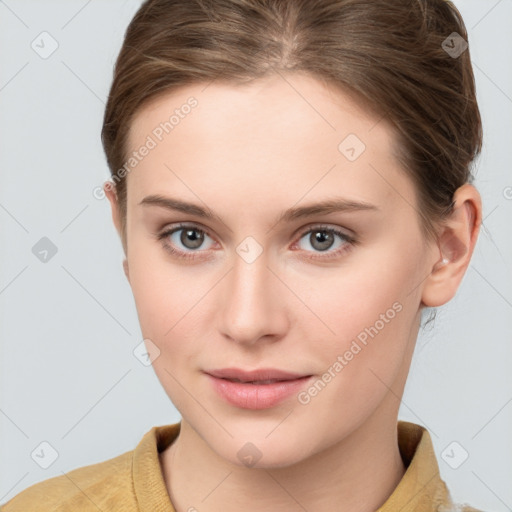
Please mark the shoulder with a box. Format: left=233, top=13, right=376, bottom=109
left=438, top=501, right=485, bottom=512
left=1, top=449, right=137, bottom=511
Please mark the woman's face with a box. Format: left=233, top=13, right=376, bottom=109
left=112, top=72, right=440, bottom=467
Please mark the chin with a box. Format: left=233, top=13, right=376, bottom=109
left=207, top=425, right=318, bottom=470
left=226, top=444, right=312, bottom=470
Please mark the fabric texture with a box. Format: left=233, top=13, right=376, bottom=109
left=1, top=420, right=482, bottom=511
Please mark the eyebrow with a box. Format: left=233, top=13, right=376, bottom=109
left=138, top=194, right=379, bottom=225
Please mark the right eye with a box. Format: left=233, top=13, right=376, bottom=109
left=157, top=223, right=217, bottom=260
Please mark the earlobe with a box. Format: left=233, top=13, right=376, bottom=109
left=421, top=184, right=482, bottom=308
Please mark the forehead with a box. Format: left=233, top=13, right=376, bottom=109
left=128, top=72, right=391, bottom=151
left=125, top=72, right=412, bottom=215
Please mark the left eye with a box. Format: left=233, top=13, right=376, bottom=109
left=295, top=226, right=352, bottom=254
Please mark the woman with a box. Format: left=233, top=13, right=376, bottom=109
left=2, top=0, right=484, bottom=510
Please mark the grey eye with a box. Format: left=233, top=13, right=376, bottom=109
left=169, top=227, right=214, bottom=251
left=297, top=228, right=349, bottom=253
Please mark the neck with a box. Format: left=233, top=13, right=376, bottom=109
left=160, top=399, right=406, bottom=512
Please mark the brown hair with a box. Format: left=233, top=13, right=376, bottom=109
left=101, top=0, right=482, bottom=256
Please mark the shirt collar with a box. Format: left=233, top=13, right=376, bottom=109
left=133, top=422, right=180, bottom=512
left=377, top=420, right=453, bottom=511
left=133, top=420, right=452, bottom=512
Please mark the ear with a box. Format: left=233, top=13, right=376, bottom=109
left=104, top=181, right=123, bottom=235
left=421, top=184, right=482, bottom=307
left=122, top=258, right=130, bottom=282
left=104, top=181, right=130, bottom=283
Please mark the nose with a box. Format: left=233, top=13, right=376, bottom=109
left=217, top=247, right=289, bottom=347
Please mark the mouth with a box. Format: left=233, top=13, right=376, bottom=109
left=222, top=378, right=293, bottom=384
left=204, top=368, right=313, bottom=409
left=205, top=367, right=311, bottom=382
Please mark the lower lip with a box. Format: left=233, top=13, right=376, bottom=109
left=206, top=374, right=313, bottom=410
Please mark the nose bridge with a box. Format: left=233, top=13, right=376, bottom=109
left=218, top=239, right=286, bottom=345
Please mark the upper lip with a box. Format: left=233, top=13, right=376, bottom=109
left=205, top=368, right=311, bottom=382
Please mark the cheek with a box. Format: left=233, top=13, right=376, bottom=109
left=297, top=233, right=424, bottom=391
left=303, top=236, right=421, bottom=342
left=127, top=242, right=213, bottom=372
left=127, top=235, right=194, bottom=335
left=127, top=253, right=208, bottom=407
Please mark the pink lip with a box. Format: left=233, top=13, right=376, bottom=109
left=204, top=368, right=313, bottom=410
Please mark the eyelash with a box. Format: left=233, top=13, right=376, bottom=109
left=156, top=223, right=357, bottom=262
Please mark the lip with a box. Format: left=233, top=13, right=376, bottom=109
left=204, top=368, right=313, bottom=410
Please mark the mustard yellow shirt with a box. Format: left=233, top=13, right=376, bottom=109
left=1, top=420, right=482, bottom=511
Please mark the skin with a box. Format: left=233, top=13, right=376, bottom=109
left=105, top=72, right=481, bottom=512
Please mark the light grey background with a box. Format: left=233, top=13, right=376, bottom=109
left=0, top=1, right=511, bottom=510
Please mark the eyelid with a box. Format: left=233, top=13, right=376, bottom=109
left=294, top=222, right=354, bottom=240
left=158, top=221, right=354, bottom=242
